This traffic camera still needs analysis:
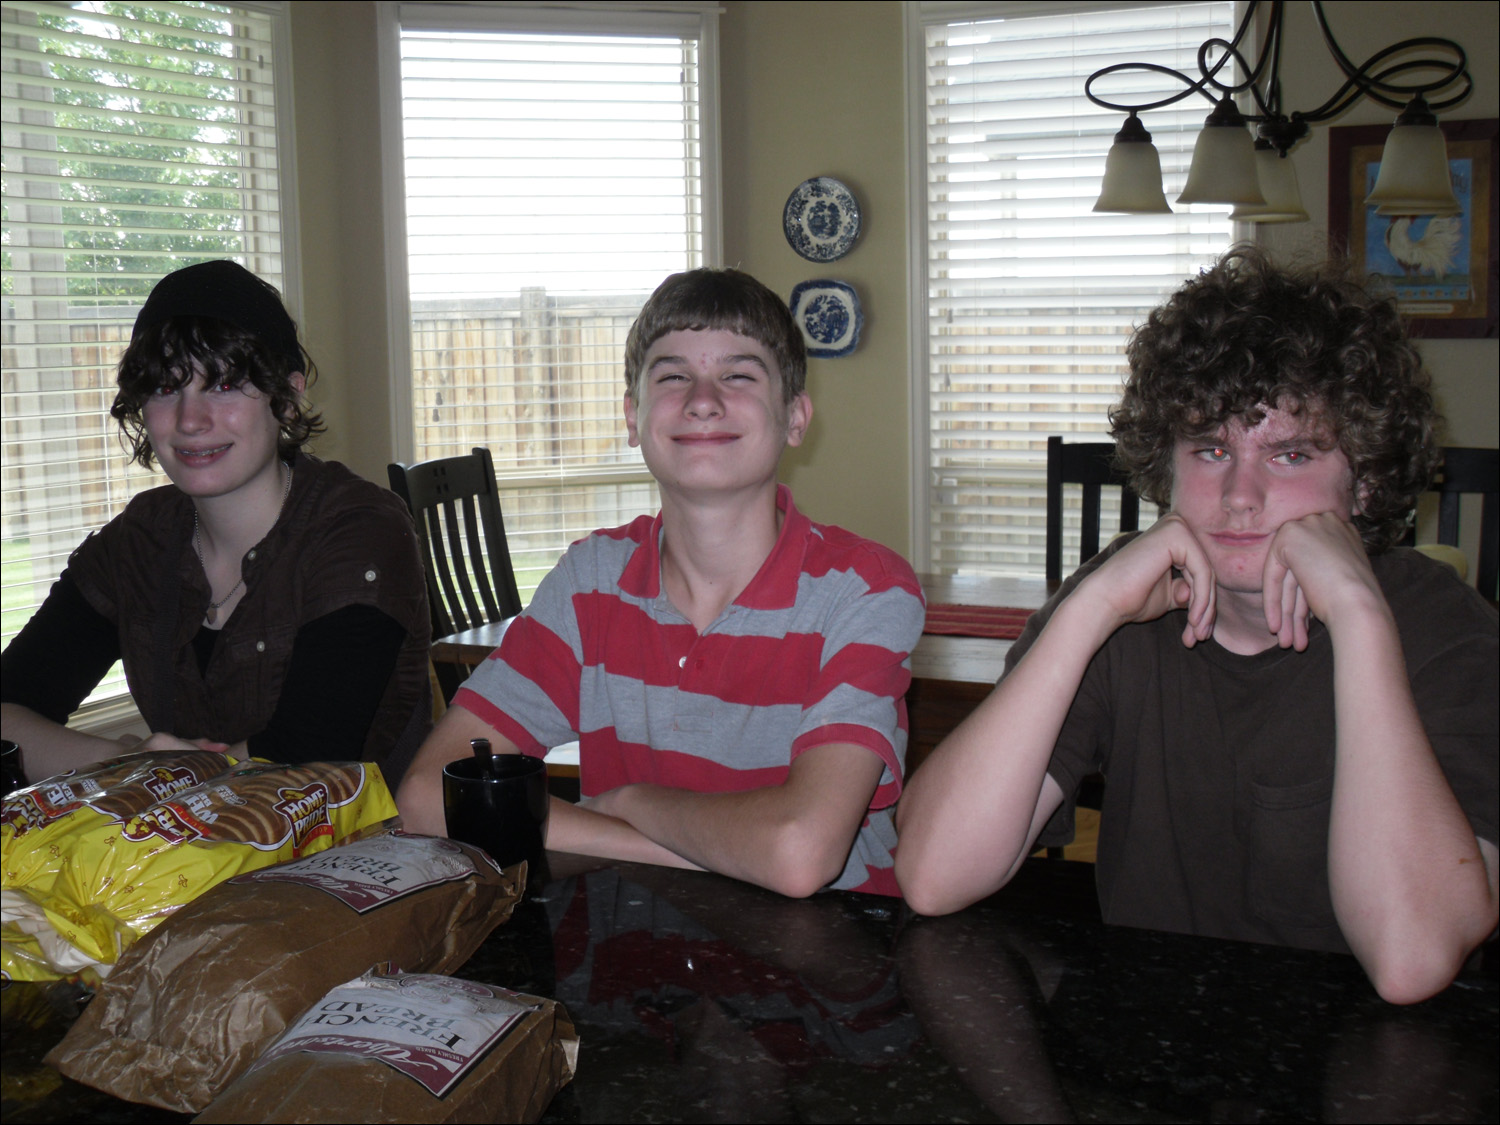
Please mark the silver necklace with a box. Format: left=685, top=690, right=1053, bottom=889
left=194, top=462, right=293, bottom=625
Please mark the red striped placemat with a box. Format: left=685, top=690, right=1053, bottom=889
left=923, top=603, right=1035, bottom=640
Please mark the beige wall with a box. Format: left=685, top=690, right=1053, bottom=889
left=290, top=1, right=1497, bottom=561
left=719, top=1, right=910, bottom=552
left=289, top=1, right=395, bottom=485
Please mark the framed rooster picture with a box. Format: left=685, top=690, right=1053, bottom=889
left=1329, top=117, right=1497, bottom=338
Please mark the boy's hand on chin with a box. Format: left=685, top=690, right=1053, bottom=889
left=1081, top=514, right=1217, bottom=648
left=1261, top=512, right=1383, bottom=650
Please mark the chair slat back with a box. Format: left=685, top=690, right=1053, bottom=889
left=1046, top=436, right=1141, bottom=584
left=1422, top=446, right=1499, bottom=599
left=441, top=495, right=485, bottom=631
left=388, top=446, right=524, bottom=640
left=458, top=492, right=503, bottom=625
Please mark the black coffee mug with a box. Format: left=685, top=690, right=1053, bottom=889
left=442, top=754, right=549, bottom=874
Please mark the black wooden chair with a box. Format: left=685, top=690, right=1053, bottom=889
left=1405, top=446, right=1499, bottom=601
left=1045, top=436, right=1141, bottom=585
left=1042, top=436, right=1139, bottom=855
left=388, top=447, right=523, bottom=703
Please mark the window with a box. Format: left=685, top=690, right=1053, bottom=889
left=385, top=3, right=720, bottom=598
left=2, top=0, right=293, bottom=714
left=910, top=1, right=1235, bottom=574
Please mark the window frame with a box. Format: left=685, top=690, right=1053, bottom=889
left=903, top=0, right=1240, bottom=574
left=374, top=0, right=723, bottom=471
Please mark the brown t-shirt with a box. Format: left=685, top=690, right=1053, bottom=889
left=1006, top=540, right=1499, bottom=954
left=66, top=454, right=431, bottom=780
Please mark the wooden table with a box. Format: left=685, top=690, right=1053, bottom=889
left=918, top=571, right=1055, bottom=610
left=429, top=618, right=517, bottom=666
left=428, top=573, right=1055, bottom=778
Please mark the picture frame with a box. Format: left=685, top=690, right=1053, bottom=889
left=1327, top=117, right=1497, bottom=339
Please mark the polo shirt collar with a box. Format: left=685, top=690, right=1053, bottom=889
left=617, top=484, right=809, bottom=610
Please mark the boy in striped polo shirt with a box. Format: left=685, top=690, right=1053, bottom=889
left=398, top=269, right=924, bottom=896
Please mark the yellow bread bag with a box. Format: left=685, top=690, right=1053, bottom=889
left=2, top=748, right=238, bottom=889
left=2, top=760, right=396, bottom=983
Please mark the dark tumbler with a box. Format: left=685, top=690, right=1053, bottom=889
left=441, top=753, right=549, bottom=874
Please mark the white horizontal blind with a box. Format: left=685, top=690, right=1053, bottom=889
left=2, top=0, right=286, bottom=706
left=920, top=1, right=1234, bottom=575
left=398, top=12, right=713, bottom=596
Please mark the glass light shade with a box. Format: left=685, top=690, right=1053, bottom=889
left=1365, top=122, right=1461, bottom=215
left=1373, top=196, right=1463, bottom=217
left=1231, top=148, right=1309, bottom=223
left=1094, top=138, right=1171, bottom=213
left=1178, top=119, right=1264, bottom=206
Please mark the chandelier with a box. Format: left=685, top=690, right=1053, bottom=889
left=1089, top=1, right=1472, bottom=222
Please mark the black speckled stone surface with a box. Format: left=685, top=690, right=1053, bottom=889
left=3, top=856, right=1495, bottom=1123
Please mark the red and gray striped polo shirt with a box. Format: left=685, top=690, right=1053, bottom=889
left=455, top=486, right=925, bottom=895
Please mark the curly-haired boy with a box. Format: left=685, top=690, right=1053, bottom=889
left=898, top=249, right=1497, bottom=1002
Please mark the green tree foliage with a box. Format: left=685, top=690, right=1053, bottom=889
left=6, top=2, right=274, bottom=302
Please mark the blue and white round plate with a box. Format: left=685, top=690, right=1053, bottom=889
left=783, top=177, right=861, bottom=263
left=790, top=280, right=862, bottom=358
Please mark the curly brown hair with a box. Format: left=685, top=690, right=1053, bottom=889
left=112, top=316, right=325, bottom=469
left=624, top=268, right=807, bottom=404
left=1110, top=247, right=1439, bottom=551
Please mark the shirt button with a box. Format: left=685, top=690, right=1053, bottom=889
left=364, top=569, right=377, bottom=582
left=247, top=549, right=257, bottom=560
left=256, top=641, right=266, bottom=653
left=678, top=656, right=686, bottom=669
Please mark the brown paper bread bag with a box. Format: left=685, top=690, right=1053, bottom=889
left=194, top=968, right=578, bottom=1123
left=46, top=831, right=523, bottom=1112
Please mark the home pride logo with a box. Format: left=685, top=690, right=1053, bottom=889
left=122, top=804, right=203, bottom=846
left=142, top=766, right=200, bottom=803
left=274, top=783, right=333, bottom=855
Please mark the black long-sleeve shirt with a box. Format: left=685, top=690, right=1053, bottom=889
left=2, top=570, right=406, bottom=763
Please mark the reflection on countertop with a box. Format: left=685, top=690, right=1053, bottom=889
left=3, top=855, right=1496, bottom=1123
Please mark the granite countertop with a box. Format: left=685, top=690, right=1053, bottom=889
left=3, top=856, right=1496, bottom=1123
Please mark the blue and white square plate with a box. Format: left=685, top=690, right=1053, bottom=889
left=790, top=280, right=862, bottom=358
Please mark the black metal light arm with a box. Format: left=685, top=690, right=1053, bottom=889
left=1082, top=1, right=1259, bottom=115
left=1309, top=3, right=1468, bottom=109
left=1083, top=1, right=1470, bottom=155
